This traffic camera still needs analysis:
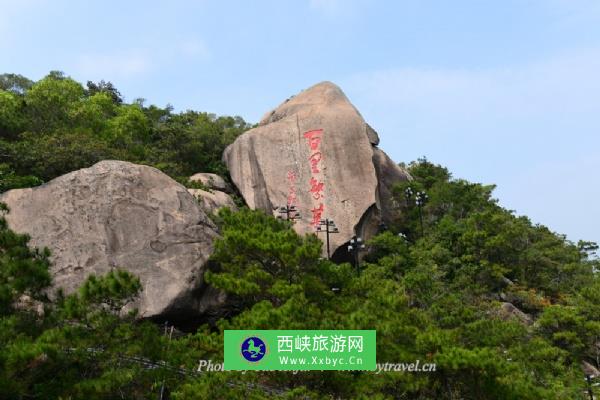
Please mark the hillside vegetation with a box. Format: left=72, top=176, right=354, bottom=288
left=0, top=72, right=598, bottom=399
left=0, top=72, right=250, bottom=189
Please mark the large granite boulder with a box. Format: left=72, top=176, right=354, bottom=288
left=0, top=160, right=221, bottom=321
left=223, top=82, right=410, bottom=257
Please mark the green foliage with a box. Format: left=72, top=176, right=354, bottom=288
left=9, top=130, right=125, bottom=181
left=0, top=206, right=51, bottom=316
left=24, top=73, right=85, bottom=132
left=0, top=71, right=251, bottom=189
left=206, top=208, right=346, bottom=308
left=64, top=269, right=142, bottom=315
left=148, top=111, right=251, bottom=177
left=0, top=73, right=33, bottom=94
left=0, top=163, right=43, bottom=192
left=0, top=90, right=26, bottom=139
left=195, top=159, right=599, bottom=398
left=86, top=79, right=123, bottom=104
left=392, top=158, right=593, bottom=298
left=0, top=236, right=194, bottom=399
left=69, top=91, right=117, bottom=134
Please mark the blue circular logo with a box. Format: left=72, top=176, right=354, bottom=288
left=241, top=336, right=266, bottom=362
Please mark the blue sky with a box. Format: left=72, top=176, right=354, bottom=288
left=1, top=0, right=599, bottom=246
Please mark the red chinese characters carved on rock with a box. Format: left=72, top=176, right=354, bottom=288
left=309, top=177, right=324, bottom=200
left=303, top=129, right=323, bottom=151
left=310, top=203, right=324, bottom=226
left=286, top=170, right=298, bottom=207
left=308, top=152, right=322, bottom=174
left=303, top=129, right=325, bottom=226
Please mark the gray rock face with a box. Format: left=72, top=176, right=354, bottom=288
left=0, top=160, right=220, bottom=319
left=189, top=173, right=232, bottom=193
left=582, top=361, right=600, bottom=377
left=372, top=147, right=411, bottom=225
left=188, top=188, right=238, bottom=214
left=498, top=302, right=533, bottom=325
left=223, top=81, right=410, bottom=256
left=366, top=124, right=380, bottom=146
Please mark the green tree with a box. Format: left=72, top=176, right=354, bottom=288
left=10, top=131, right=123, bottom=181
left=206, top=208, right=346, bottom=309
left=24, top=72, right=85, bottom=132
left=0, top=163, right=42, bottom=192
left=0, top=90, right=25, bottom=139
left=69, top=91, right=117, bottom=135
left=86, top=80, right=123, bottom=104
left=0, top=73, right=34, bottom=94
left=0, top=204, right=51, bottom=316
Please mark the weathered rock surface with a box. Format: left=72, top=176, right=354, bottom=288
left=498, top=302, right=533, bottom=325
left=189, top=172, right=232, bottom=193
left=366, top=123, right=380, bottom=146
left=223, top=81, right=410, bottom=257
left=372, top=147, right=411, bottom=228
left=188, top=188, right=237, bottom=214
left=0, top=160, right=220, bottom=320
left=582, top=360, right=600, bottom=377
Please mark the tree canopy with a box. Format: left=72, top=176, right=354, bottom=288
left=0, top=71, right=251, bottom=186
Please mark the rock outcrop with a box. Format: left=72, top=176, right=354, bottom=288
left=188, top=188, right=237, bottom=214
left=0, top=161, right=221, bottom=320
left=582, top=361, right=600, bottom=378
left=497, top=302, right=533, bottom=325
left=372, top=147, right=411, bottom=226
left=189, top=172, right=232, bottom=193
left=223, top=81, right=410, bottom=257
left=188, top=173, right=237, bottom=214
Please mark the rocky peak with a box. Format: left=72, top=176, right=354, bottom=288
left=224, top=82, right=410, bottom=258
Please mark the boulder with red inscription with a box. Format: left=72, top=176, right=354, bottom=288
left=223, top=82, right=410, bottom=257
